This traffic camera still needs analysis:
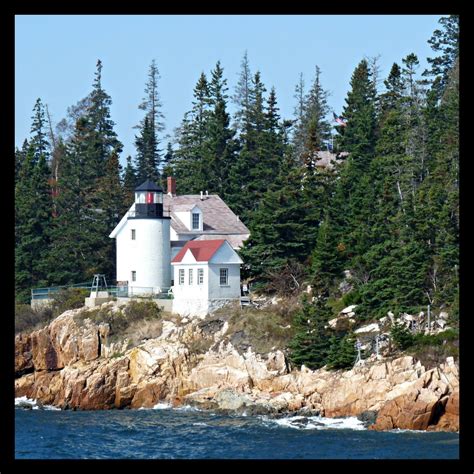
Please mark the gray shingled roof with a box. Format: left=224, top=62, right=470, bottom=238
left=163, top=194, right=250, bottom=235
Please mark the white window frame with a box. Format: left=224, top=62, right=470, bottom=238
left=179, top=269, right=185, bottom=285
left=198, top=268, right=204, bottom=285
left=189, top=268, right=193, bottom=285
left=131, top=271, right=136, bottom=282
left=131, top=229, right=136, bottom=240
left=219, top=268, right=229, bottom=286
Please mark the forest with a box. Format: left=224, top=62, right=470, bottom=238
left=15, top=13, right=459, bottom=353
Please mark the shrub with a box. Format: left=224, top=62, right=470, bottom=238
left=412, top=328, right=459, bottom=347
left=51, top=288, right=89, bottom=316
left=15, top=303, right=54, bottom=334
left=74, top=300, right=163, bottom=345
left=123, top=300, right=162, bottom=323
left=390, top=322, right=415, bottom=351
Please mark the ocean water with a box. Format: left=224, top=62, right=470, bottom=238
left=15, top=399, right=459, bottom=460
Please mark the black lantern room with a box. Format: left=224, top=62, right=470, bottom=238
left=132, top=179, right=164, bottom=218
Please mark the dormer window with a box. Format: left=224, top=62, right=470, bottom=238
left=192, top=213, right=200, bottom=230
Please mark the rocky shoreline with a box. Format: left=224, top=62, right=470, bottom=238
left=15, top=303, right=459, bottom=432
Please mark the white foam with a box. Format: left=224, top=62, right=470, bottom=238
left=152, top=402, right=172, bottom=410
left=192, top=422, right=209, bottom=427
left=174, top=405, right=202, bottom=412
left=15, top=396, right=61, bottom=411
left=263, top=415, right=366, bottom=431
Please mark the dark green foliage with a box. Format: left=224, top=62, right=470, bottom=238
left=326, top=333, right=357, bottom=370
left=15, top=99, right=53, bottom=302
left=390, top=323, right=415, bottom=351
left=288, top=294, right=333, bottom=370
left=44, top=60, right=124, bottom=287
left=423, top=15, right=459, bottom=98
left=412, top=328, right=458, bottom=347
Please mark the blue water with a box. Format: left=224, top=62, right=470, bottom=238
left=15, top=407, right=459, bottom=459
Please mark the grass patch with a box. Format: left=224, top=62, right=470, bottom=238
left=15, top=303, right=54, bottom=334
left=75, top=300, right=163, bottom=345
left=213, top=301, right=298, bottom=355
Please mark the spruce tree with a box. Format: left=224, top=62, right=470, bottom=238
left=172, top=72, right=212, bottom=194
left=288, top=294, right=333, bottom=370
left=134, top=59, right=165, bottom=182
left=326, top=333, right=357, bottom=370
left=15, top=99, right=53, bottom=301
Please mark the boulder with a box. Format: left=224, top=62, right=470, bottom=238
left=130, top=379, right=167, bottom=408
left=354, top=323, right=380, bottom=334
left=341, top=305, right=357, bottom=314
left=369, top=387, right=441, bottom=431
left=215, top=389, right=251, bottom=410
left=15, top=333, right=33, bottom=376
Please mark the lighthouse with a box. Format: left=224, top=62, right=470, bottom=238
left=110, top=179, right=171, bottom=295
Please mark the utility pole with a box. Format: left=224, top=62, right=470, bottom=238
left=427, top=304, right=431, bottom=333
left=355, top=339, right=362, bottom=365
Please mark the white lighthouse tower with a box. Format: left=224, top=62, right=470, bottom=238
left=110, top=179, right=171, bottom=296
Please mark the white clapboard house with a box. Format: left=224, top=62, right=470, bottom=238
left=109, top=178, right=249, bottom=317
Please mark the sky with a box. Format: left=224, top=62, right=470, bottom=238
left=15, top=15, right=442, bottom=164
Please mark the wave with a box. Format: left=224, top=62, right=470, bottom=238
left=15, top=396, right=61, bottom=411
left=261, top=415, right=366, bottom=431
left=153, top=402, right=173, bottom=410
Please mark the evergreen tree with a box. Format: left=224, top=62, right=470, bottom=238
left=326, top=333, right=357, bottom=370
left=288, top=294, right=333, bottom=370
left=134, top=59, right=165, bottom=182
left=292, top=72, right=306, bottom=159
left=134, top=115, right=160, bottom=183
left=172, top=72, right=212, bottom=193
left=203, top=61, right=239, bottom=198
left=422, top=15, right=459, bottom=99
left=232, top=51, right=252, bottom=135
left=46, top=61, right=123, bottom=285
left=15, top=99, right=53, bottom=301
left=122, top=155, right=138, bottom=205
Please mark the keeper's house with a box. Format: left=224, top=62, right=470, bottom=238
left=108, top=177, right=248, bottom=317
left=171, top=239, right=243, bottom=317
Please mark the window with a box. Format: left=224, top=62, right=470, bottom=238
left=219, top=268, right=228, bottom=286
left=198, top=268, right=204, bottom=285
left=131, top=271, right=136, bottom=282
left=179, top=269, right=185, bottom=285
left=189, top=269, right=193, bottom=285
left=131, top=229, right=136, bottom=240
left=192, top=213, right=200, bottom=230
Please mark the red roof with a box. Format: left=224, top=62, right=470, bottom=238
left=172, top=239, right=226, bottom=263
